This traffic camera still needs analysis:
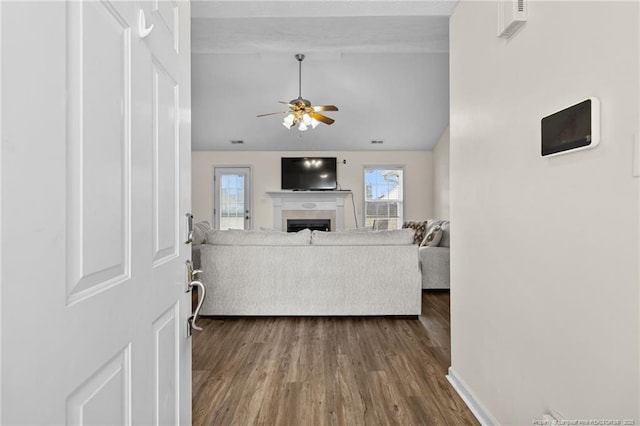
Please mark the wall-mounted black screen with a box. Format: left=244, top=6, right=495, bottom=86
left=542, top=99, right=595, bottom=156
left=281, top=157, right=337, bottom=190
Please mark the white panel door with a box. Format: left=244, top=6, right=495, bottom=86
left=0, top=1, right=192, bottom=424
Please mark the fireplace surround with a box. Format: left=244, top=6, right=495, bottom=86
left=267, top=190, right=351, bottom=232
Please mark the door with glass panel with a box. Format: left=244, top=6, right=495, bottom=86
left=214, top=167, right=252, bottom=230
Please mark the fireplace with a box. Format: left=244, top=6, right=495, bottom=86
left=287, top=219, right=331, bottom=233
left=267, top=190, right=351, bottom=232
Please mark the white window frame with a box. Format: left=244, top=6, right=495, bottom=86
left=363, top=165, right=405, bottom=229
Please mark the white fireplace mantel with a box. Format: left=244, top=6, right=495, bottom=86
left=267, top=190, right=352, bottom=231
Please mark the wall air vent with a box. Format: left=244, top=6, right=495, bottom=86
left=370, top=140, right=384, bottom=144
left=230, top=140, right=244, bottom=145
left=498, top=0, right=527, bottom=39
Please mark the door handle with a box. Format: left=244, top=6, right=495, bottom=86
left=188, top=280, right=205, bottom=333
left=185, top=259, right=205, bottom=336
left=184, top=213, right=193, bottom=244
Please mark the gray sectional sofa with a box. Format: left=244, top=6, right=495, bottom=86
left=198, top=228, right=422, bottom=316
left=401, top=220, right=450, bottom=289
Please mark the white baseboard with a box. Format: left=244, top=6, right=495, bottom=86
left=447, top=366, right=499, bottom=426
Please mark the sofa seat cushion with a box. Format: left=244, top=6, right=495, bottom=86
left=311, top=229, right=414, bottom=246
left=418, top=246, right=450, bottom=289
left=206, top=228, right=311, bottom=246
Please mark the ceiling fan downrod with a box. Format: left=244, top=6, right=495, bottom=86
left=296, top=53, right=304, bottom=100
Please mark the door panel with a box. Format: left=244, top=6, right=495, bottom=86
left=152, top=58, right=179, bottom=265
left=154, top=0, right=179, bottom=53
left=67, top=0, right=131, bottom=303
left=66, top=346, right=131, bottom=425
left=153, top=304, right=179, bottom=425
left=0, top=1, right=192, bottom=424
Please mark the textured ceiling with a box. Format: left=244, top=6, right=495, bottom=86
left=190, top=0, right=457, bottom=151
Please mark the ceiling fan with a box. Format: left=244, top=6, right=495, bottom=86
left=257, top=54, right=339, bottom=131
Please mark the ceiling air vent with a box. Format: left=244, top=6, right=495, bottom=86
left=498, top=0, right=527, bottom=39
left=230, top=140, right=244, bottom=145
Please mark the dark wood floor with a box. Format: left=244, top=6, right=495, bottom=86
left=191, top=290, right=478, bottom=425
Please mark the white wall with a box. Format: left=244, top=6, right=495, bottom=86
left=433, top=126, right=450, bottom=219
left=192, top=151, right=433, bottom=229
left=450, top=1, right=639, bottom=424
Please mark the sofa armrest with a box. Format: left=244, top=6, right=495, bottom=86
left=418, top=246, right=450, bottom=289
left=192, top=244, right=202, bottom=270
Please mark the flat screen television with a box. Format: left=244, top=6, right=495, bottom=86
left=281, top=157, right=337, bottom=190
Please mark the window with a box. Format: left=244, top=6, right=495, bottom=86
left=364, top=167, right=404, bottom=229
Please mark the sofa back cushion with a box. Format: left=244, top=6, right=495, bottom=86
left=401, top=221, right=428, bottom=245
left=311, top=229, right=415, bottom=246
left=206, top=228, right=311, bottom=246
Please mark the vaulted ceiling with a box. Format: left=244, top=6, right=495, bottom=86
left=191, top=0, right=457, bottom=151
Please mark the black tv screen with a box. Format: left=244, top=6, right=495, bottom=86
left=281, top=157, right=337, bottom=190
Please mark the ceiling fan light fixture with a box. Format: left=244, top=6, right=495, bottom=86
left=258, top=53, right=338, bottom=131
left=302, top=114, right=312, bottom=126
left=283, top=113, right=295, bottom=128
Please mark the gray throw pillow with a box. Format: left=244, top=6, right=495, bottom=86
left=193, top=221, right=211, bottom=245
left=421, top=225, right=443, bottom=247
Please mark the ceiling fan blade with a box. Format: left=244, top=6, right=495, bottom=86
left=278, top=101, right=294, bottom=106
left=310, top=112, right=335, bottom=125
left=256, top=111, right=288, bottom=117
left=313, top=105, right=339, bottom=112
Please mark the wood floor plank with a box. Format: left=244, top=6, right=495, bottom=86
left=192, top=290, right=478, bottom=425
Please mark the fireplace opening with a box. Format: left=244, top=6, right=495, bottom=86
left=287, top=219, right=331, bottom=233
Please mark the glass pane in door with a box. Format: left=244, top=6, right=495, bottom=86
left=219, top=174, right=245, bottom=230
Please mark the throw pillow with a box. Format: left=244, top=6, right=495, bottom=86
left=421, top=225, right=443, bottom=247
left=192, top=221, right=211, bottom=245
left=401, top=221, right=427, bottom=245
